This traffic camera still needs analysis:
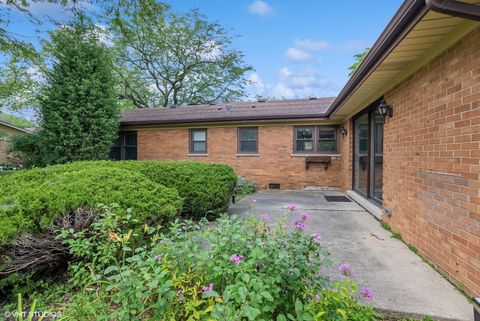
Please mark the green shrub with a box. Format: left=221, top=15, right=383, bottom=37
left=0, top=167, right=182, bottom=246
left=111, top=161, right=237, bottom=219
left=2, top=160, right=237, bottom=219
left=234, top=176, right=256, bottom=199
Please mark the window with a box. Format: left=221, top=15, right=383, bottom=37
left=110, top=132, right=137, bottom=160
left=317, top=127, right=337, bottom=153
left=294, top=126, right=338, bottom=154
left=295, top=127, right=314, bottom=152
left=238, top=127, right=258, bottom=154
left=190, top=129, right=207, bottom=154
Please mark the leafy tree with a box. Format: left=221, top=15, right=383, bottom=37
left=0, top=1, right=68, bottom=112
left=11, top=17, right=119, bottom=166
left=108, top=0, right=253, bottom=108
left=348, top=48, right=369, bottom=77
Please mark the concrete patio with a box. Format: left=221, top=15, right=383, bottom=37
left=229, top=190, right=473, bottom=321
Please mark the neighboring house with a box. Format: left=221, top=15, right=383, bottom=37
left=0, top=120, right=32, bottom=163
left=119, top=1, right=480, bottom=296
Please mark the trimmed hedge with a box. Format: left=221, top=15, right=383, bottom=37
left=0, top=167, right=183, bottom=246
left=18, top=160, right=237, bottom=219
left=110, top=161, right=237, bottom=218
left=0, top=160, right=236, bottom=244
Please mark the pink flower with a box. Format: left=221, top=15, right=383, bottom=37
left=260, top=214, right=271, bottom=222
left=202, top=283, right=214, bottom=293
left=361, top=288, right=373, bottom=300
left=300, top=212, right=309, bottom=221
left=311, top=233, right=321, bottom=244
left=294, top=221, right=305, bottom=231
left=338, top=263, right=355, bottom=277
left=230, top=254, right=244, bottom=265
left=288, top=203, right=298, bottom=212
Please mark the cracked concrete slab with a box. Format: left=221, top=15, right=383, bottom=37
left=229, top=190, right=473, bottom=321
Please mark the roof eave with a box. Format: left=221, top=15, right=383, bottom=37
left=327, top=0, right=480, bottom=119
left=0, top=120, right=32, bottom=133
left=326, top=0, right=429, bottom=118
left=120, top=113, right=329, bottom=126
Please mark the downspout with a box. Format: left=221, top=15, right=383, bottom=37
left=425, top=0, right=480, bottom=21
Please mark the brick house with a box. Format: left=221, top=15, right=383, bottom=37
left=118, top=1, right=480, bottom=296
left=0, top=120, right=31, bottom=163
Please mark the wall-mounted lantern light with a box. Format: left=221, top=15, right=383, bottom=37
left=340, top=126, right=348, bottom=136
left=378, top=98, right=393, bottom=122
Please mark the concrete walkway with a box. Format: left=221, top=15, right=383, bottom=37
left=229, top=190, right=473, bottom=321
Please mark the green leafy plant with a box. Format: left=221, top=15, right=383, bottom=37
left=235, top=177, right=256, bottom=200
left=9, top=18, right=119, bottom=167
left=0, top=166, right=182, bottom=246
left=56, top=209, right=334, bottom=320
left=1, top=160, right=237, bottom=220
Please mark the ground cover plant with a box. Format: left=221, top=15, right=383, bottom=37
left=1, top=204, right=380, bottom=321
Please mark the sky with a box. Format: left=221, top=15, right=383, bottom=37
left=4, top=0, right=404, bottom=119
left=165, top=0, right=403, bottom=99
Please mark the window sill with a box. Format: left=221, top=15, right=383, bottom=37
left=291, top=154, right=341, bottom=157
left=188, top=153, right=208, bottom=157
left=236, top=153, right=259, bottom=157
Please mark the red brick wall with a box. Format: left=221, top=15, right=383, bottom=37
left=382, top=28, right=480, bottom=296
left=138, top=125, right=342, bottom=190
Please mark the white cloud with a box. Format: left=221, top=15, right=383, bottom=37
left=247, top=68, right=337, bottom=100
left=248, top=0, right=274, bottom=16
left=284, top=47, right=315, bottom=62
left=341, top=39, right=370, bottom=51
left=293, top=39, right=332, bottom=52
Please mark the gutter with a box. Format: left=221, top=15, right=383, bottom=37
left=326, top=0, right=480, bottom=119
left=426, top=0, right=480, bottom=21
left=121, top=113, right=328, bottom=126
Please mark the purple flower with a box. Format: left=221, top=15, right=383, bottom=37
left=314, top=294, right=321, bottom=301
left=158, top=239, right=165, bottom=244
left=311, top=233, right=321, bottom=244
left=155, top=254, right=163, bottom=261
left=230, top=254, right=244, bottom=265
left=338, top=263, right=355, bottom=277
left=202, top=283, right=214, bottom=293
left=294, top=221, right=305, bottom=231
left=361, top=288, right=373, bottom=300
left=288, top=203, right=298, bottom=212
left=300, top=212, right=309, bottom=221
left=177, top=289, right=183, bottom=297
left=260, top=214, right=271, bottom=222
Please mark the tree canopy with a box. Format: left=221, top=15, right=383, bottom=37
left=348, top=48, right=370, bottom=77
left=10, top=18, right=119, bottom=166
left=109, top=0, right=253, bottom=108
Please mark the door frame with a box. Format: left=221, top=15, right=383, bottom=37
left=352, top=97, right=383, bottom=205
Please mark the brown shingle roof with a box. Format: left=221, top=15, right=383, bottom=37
left=120, top=97, right=335, bottom=126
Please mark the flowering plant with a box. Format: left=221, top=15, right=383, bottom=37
left=57, top=206, right=376, bottom=321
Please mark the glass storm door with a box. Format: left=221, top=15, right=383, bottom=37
left=353, top=108, right=384, bottom=204
left=354, top=113, right=369, bottom=197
